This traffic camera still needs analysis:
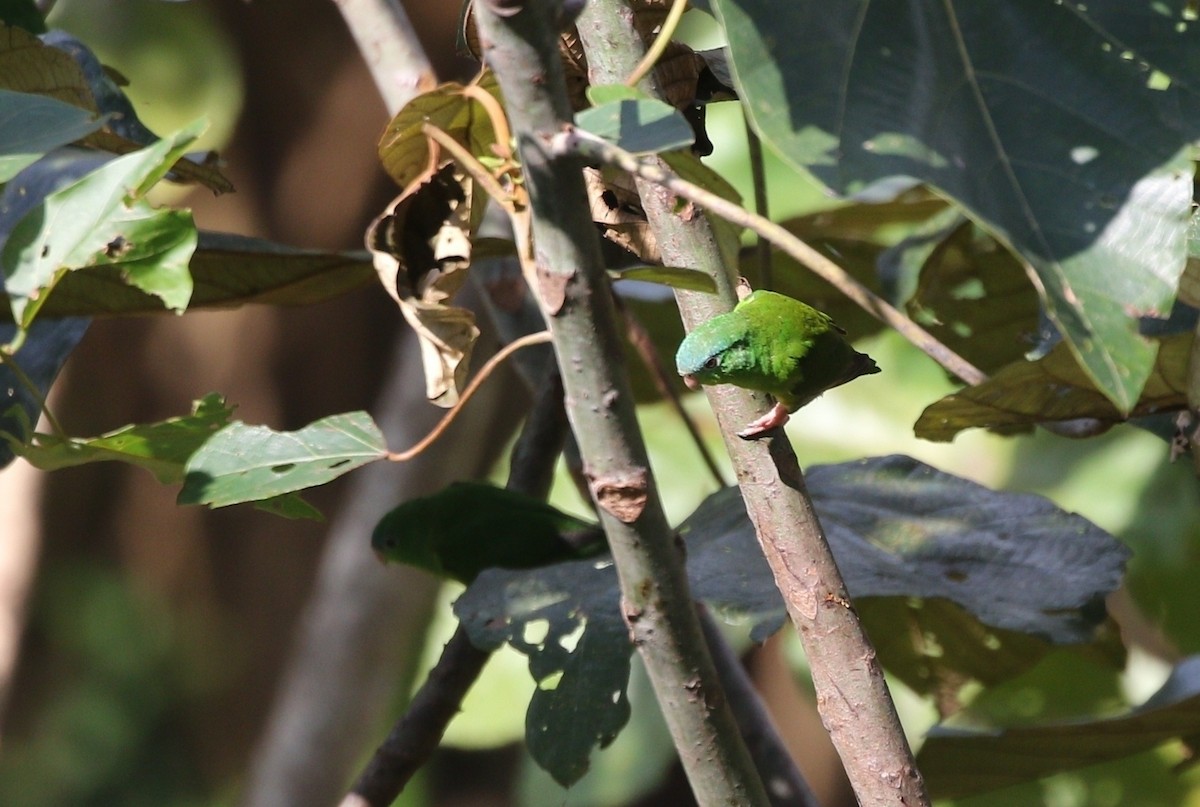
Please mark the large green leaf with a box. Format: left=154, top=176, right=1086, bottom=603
left=0, top=121, right=203, bottom=325
left=454, top=455, right=1129, bottom=785
left=0, top=89, right=104, bottom=182
left=179, top=412, right=387, bottom=508
left=712, top=0, right=1195, bottom=412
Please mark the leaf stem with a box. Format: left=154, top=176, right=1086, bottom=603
left=0, top=348, right=68, bottom=440
left=387, top=330, right=552, bottom=462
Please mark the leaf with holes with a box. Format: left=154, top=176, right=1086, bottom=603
left=179, top=411, right=387, bottom=507
left=0, top=120, right=204, bottom=325
left=713, top=0, right=1196, bottom=412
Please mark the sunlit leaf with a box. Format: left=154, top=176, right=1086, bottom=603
left=576, top=96, right=694, bottom=155
left=0, top=232, right=376, bottom=320
left=179, top=411, right=387, bottom=507
left=0, top=121, right=204, bottom=325
left=610, top=264, right=716, bottom=293
left=377, top=71, right=499, bottom=191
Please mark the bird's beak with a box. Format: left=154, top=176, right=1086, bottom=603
left=682, top=374, right=700, bottom=390
left=372, top=548, right=387, bottom=565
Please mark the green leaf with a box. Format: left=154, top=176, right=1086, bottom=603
left=903, top=220, right=1042, bottom=375
left=6, top=393, right=232, bottom=484
left=254, top=493, right=325, bottom=521
left=915, top=333, right=1189, bottom=442
left=575, top=98, right=694, bottom=155
left=0, top=2, right=48, bottom=33
left=919, top=655, right=1200, bottom=799
left=0, top=231, right=375, bottom=320
left=584, top=83, right=644, bottom=107
left=713, top=0, right=1195, bottom=412
left=179, top=411, right=387, bottom=508
left=609, top=264, right=716, bottom=292
left=0, top=120, right=204, bottom=324
left=0, top=89, right=104, bottom=182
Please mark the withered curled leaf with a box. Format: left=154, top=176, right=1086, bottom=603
left=367, top=163, right=480, bottom=407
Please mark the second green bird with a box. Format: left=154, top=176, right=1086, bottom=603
left=675, top=290, right=879, bottom=438
left=372, top=482, right=607, bottom=584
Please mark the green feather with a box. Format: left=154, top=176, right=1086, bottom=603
left=371, top=482, right=606, bottom=584
left=675, top=290, right=879, bottom=410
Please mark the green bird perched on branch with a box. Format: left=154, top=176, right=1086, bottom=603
left=675, top=290, right=880, bottom=439
left=372, top=481, right=607, bottom=584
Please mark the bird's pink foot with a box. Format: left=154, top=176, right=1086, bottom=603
left=737, top=403, right=790, bottom=439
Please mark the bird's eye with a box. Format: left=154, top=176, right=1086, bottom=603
left=703, top=357, right=718, bottom=369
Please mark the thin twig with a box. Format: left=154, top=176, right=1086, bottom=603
left=553, top=128, right=988, bottom=386
left=422, top=123, right=514, bottom=210
left=744, top=121, right=772, bottom=289
left=345, top=369, right=573, bottom=806
left=698, top=607, right=819, bottom=807
left=387, top=331, right=551, bottom=462
left=340, top=627, right=490, bottom=807
left=0, top=349, right=67, bottom=439
left=615, top=296, right=726, bottom=489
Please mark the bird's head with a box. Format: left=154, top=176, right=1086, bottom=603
left=371, top=501, right=443, bottom=575
left=675, top=314, right=751, bottom=388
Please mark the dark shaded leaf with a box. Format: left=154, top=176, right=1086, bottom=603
left=0, top=232, right=376, bottom=319
left=915, top=334, right=1189, bottom=442
left=454, top=455, right=1129, bottom=783
left=456, top=556, right=630, bottom=787
left=919, top=655, right=1200, bottom=799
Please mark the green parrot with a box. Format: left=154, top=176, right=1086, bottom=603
left=371, top=481, right=607, bottom=584
left=675, top=290, right=879, bottom=438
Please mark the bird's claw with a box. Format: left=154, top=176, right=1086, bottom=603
left=736, top=403, right=790, bottom=439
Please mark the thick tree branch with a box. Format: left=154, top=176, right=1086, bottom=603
left=473, top=1, right=771, bottom=804
left=574, top=3, right=932, bottom=804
